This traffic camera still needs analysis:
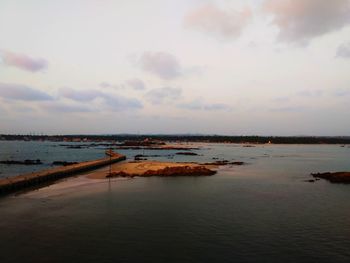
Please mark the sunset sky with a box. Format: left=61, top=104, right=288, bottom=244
left=1, top=0, right=350, bottom=135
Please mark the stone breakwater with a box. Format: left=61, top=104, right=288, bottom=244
left=0, top=153, right=126, bottom=196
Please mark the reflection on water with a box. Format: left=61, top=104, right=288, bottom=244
left=0, top=142, right=350, bottom=262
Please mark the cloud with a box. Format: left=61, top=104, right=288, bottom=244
left=0, top=82, right=53, bottom=101
left=126, top=78, right=146, bottom=90
left=178, top=99, right=230, bottom=111
left=331, top=88, right=350, bottom=96
left=263, top=0, right=350, bottom=43
left=336, top=42, right=350, bottom=58
left=138, top=52, right=182, bottom=79
left=58, top=87, right=142, bottom=111
left=296, top=90, right=323, bottom=97
left=0, top=50, right=48, bottom=72
left=269, top=106, right=306, bottom=112
left=41, top=102, right=93, bottom=113
left=184, top=4, right=252, bottom=39
left=145, top=87, right=182, bottom=104
left=103, top=95, right=143, bottom=111
left=58, top=88, right=103, bottom=102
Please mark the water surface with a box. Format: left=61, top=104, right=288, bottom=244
left=0, top=143, right=350, bottom=263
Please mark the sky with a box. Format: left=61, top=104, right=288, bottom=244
left=0, top=0, right=350, bottom=135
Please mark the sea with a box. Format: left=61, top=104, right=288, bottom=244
left=0, top=141, right=350, bottom=263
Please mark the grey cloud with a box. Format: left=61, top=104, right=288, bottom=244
left=100, top=79, right=145, bottom=90
left=58, top=88, right=103, bottom=102
left=178, top=99, right=230, bottom=111
left=269, top=106, right=306, bottom=112
left=263, top=0, right=350, bottom=43
left=99, top=82, right=121, bottom=89
left=41, top=102, right=93, bottom=113
left=58, top=87, right=143, bottom=111
left=103, top=96, right=143, bottom=111
left=203, top=103, right=230, bottom=111
left=271, top=96, right=290, bottom=103
left=0, top=50, right=48, bottom=72
left=336, top=42, right=350, bottom=58
left=126, top=78, right=145, bottom=90
left=138, top=52, right=182, bottom=80
left=184, top=4, right=252, bottom=39
left=145, top=87, right=182, bottom=104
left=331, top=88, right=350, bottom=96
left=296, top=90, right=323, bottom=97
left=0, top=82, right=53, bottom=101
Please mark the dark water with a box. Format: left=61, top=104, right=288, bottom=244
left=0, top=143, right=350, bottom=262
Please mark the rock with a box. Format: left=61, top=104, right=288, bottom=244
left=176, top=152, right=198, bottom=156
left=311, top=172, right=350, bottom=183
left=231, top=161, right=245, bottom=165
left=0, top=159, right=42, bottom=165
left=203, top=160, right=246, bottom=166
left=304, top=179, right=316, bottom=183
left=66, top=146, right=83, bottom=149
left=134, top=156, right=148, bottom=161
left=107, top=165, right=216, bottom=178
left=52, top=161, right=78, bottom=166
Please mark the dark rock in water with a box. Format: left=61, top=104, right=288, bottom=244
left=134, top=156, right=148, bottom=161
left=212, top=157, right=219, bottom=160
left=304, top=179, right=316, bottom=183
left=311, top=172, right=350, bottom=183
left=231, top=161, right=245, bottom=165
left=52, top=161, right=78, bottom=166
left=203, top=160, right=246, bottom=166
left=176, top=152, right=198, bottom=156
left=66, top=146, right=83, bottom=149
left=0, top=159, right=42, bottom=165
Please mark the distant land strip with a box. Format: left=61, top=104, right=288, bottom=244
left=1, top=134, right=350, bottom=144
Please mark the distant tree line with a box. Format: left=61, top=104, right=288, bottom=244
left=1, top=134, right=350, bottom=144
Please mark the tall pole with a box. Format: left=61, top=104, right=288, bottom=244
left=109, top=144, right=112, bottom=176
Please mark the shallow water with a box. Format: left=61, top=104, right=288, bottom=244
left=0, top=142, right=350, bottom=263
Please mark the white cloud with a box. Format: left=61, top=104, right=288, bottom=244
left=138, top=51, right=182, bottom=80
left=184, top=4, right=252, bottom=39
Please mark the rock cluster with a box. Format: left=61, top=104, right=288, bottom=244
left=106, top=165, right=216, bottom=178
left=312, top=172, right=350, bottom=183
left=0, top=159, right=42, bottom=165
left=203, top=160, right=245, bottom=166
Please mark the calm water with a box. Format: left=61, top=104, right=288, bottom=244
left=0, top=142, right=350, bottom=263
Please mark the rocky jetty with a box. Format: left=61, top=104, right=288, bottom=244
left=311, top=172, right=350, bottom=183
